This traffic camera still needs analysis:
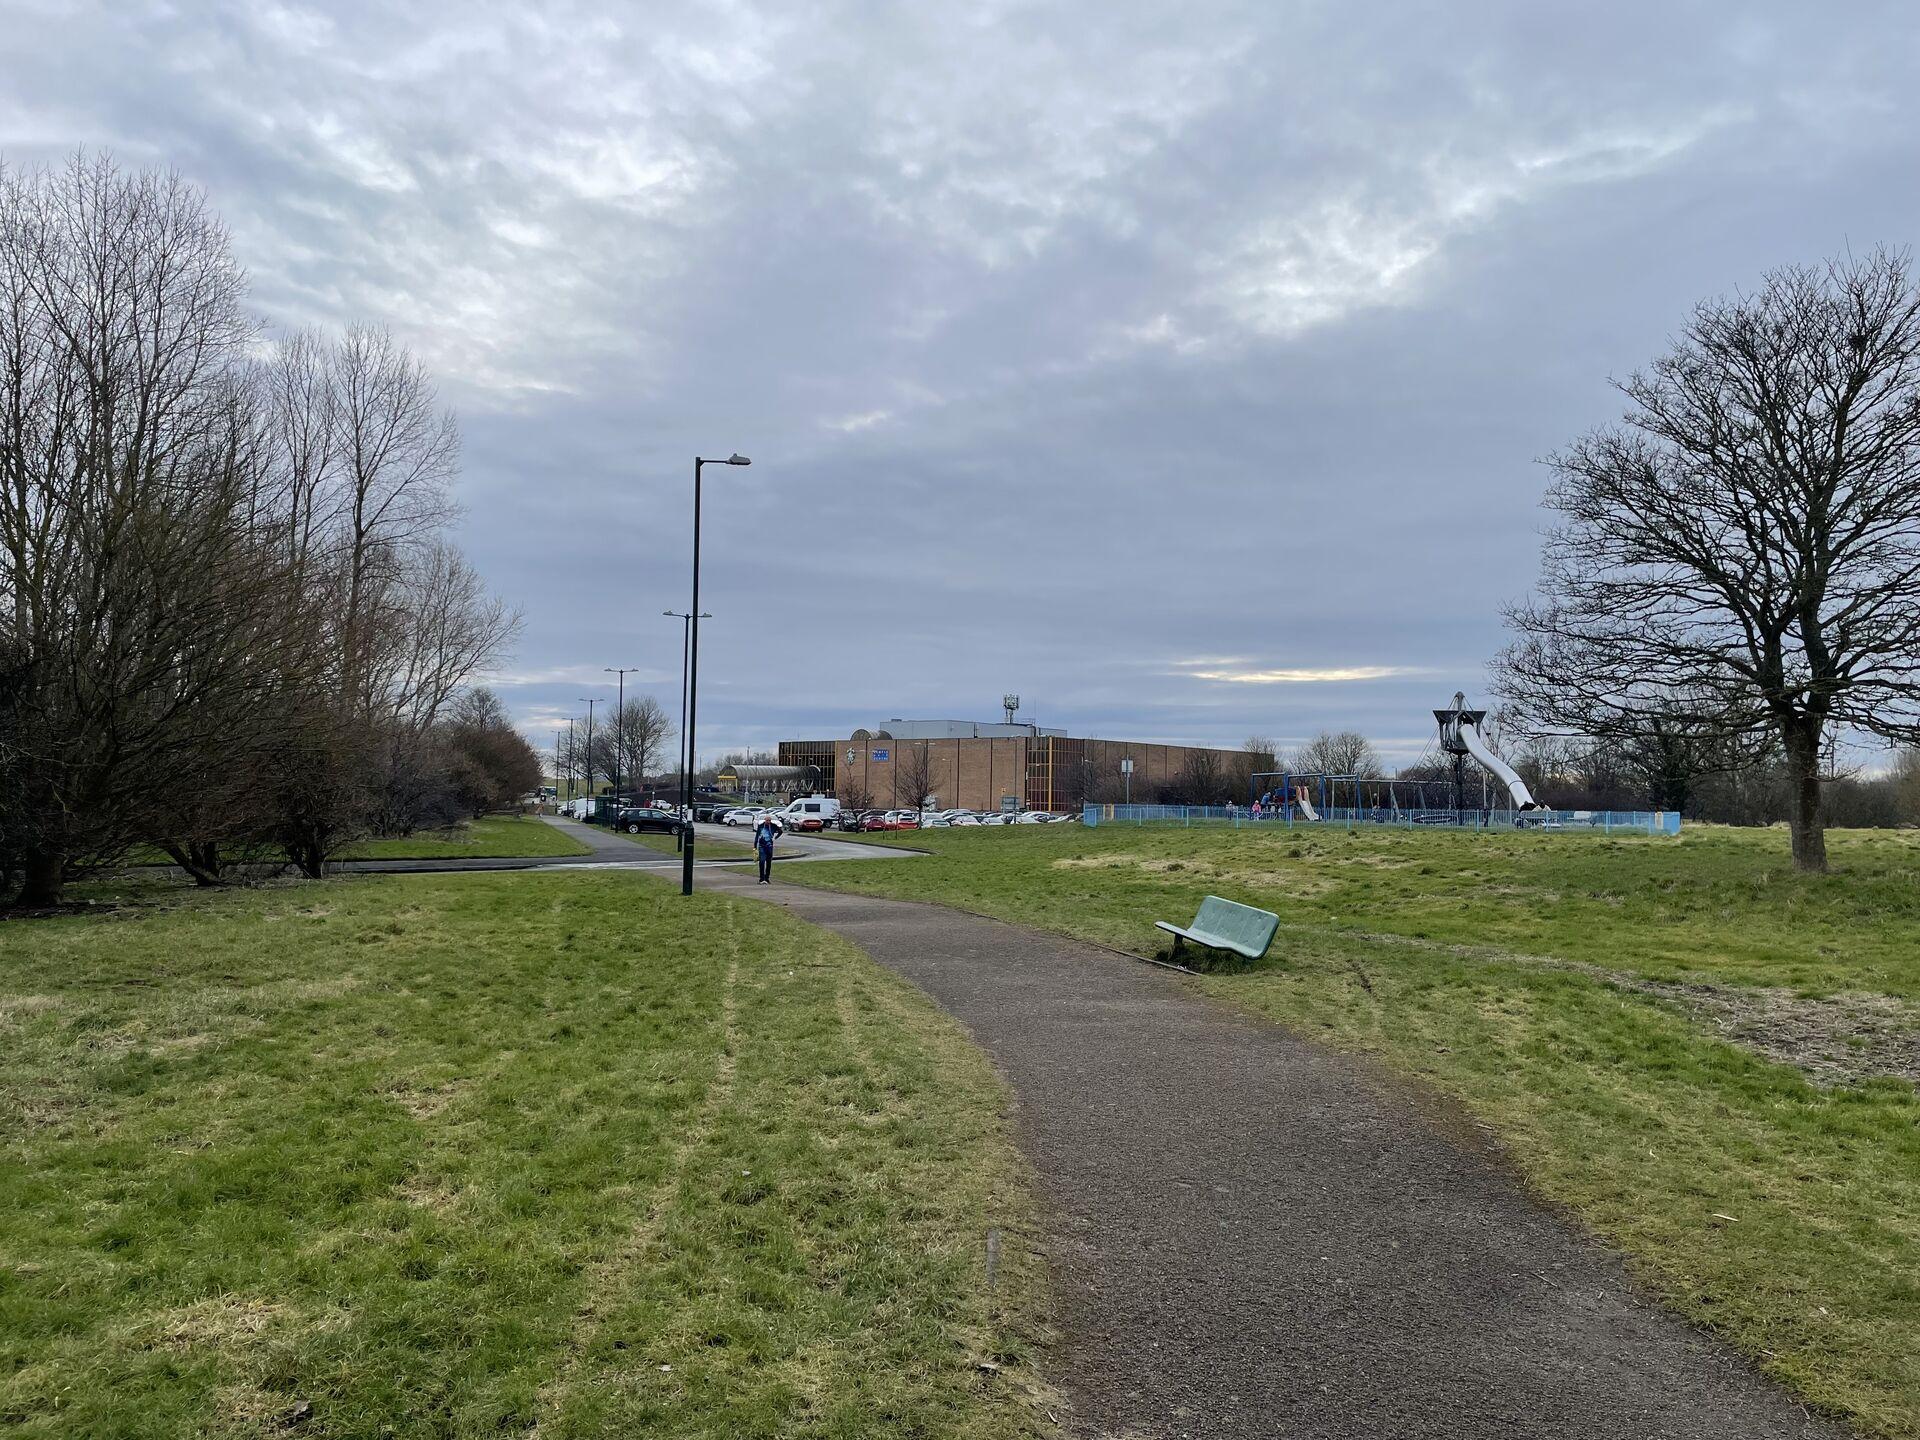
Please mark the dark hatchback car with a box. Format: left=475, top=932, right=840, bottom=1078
left=613, top=807, right=688, bottom=836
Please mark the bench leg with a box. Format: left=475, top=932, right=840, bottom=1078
left=1169, top=934, right=1184, bottom=961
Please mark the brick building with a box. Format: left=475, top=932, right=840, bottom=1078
left=779, top=719, right=1262, bottom=813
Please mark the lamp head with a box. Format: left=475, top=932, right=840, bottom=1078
left=726, top=453, right=751, bottom=466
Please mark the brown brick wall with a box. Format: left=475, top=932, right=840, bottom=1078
left=822, top=733, right=1259, bottom=811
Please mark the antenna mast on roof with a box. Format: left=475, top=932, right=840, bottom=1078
left=1002, top=693, right=1020, bottom=725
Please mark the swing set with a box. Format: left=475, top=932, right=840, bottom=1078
left=1247, top=771, right=1480, bottom=826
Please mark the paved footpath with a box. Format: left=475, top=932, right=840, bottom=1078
left=703, top=869, right=1843, bottom=1440
left=331, top=817, right=915, bottom=874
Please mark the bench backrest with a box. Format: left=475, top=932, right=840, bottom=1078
left=1192, top=895, right=1279, bottom=954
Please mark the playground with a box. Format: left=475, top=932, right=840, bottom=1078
left=1097, top=692, right=1682, bottom=835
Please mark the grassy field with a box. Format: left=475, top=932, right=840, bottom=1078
left=124, top=817, right=592, bottom=868
left=787, top=822, right=1920, bottom=1437
left=337, top=815, right=591, bottom=861
left=612, top=829, right=756, bottom=863
left=0, top=873, right=1049, bottom=1439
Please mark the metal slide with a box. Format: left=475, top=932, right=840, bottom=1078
left=1454, top=715, right=1542, bottom=811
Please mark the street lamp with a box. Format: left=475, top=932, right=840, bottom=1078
left=578, top=697, right=600, bottom=820
left=565, top=717, right=576, bottom=804
left=603, top=666, right=643, bottom=806
left=683, top=453, right=750, bottom=895
left=663, top=611, right=711, bottom=807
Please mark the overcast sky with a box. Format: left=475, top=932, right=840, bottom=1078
left=6, top=2, right=1918, bottom=767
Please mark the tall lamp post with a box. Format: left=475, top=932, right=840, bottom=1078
left=565, top=717, right=576, bottom=804
left=577, top=697, right=600, bottom=819
left=682, top=453, right=750, bottom=895
left=603, top=666, right=642, bottom=805
left=663, top=610, right=710, bottom=807
left=553, top=728, right=564, bottom=803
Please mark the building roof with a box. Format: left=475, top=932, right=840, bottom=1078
left=720, top=763, right=820, bottom=782
left=858, top=718, right=1066, bottom=740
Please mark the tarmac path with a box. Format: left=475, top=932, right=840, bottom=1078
left=697, top=867, right=1844, bottom=1440
left=327, top=816, right=915, bottom=874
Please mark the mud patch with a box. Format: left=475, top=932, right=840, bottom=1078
left=1051, top=853, right=1335, bottom=896
left=380, top=1076, right=468, bottom=1120
left=147, top=1295, right=284, bottom=1351
left=1338, top=925, right=1920, bottom=1088
left=398, top=1173, right=461, bottom=1212
left=1611, top=978, right=1920, bottom=1089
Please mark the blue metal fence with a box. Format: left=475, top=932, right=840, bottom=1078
left=1082, top=804, right=1681, bottom=835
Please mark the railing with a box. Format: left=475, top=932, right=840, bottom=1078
left=1082, top=804, right=1681, bottom=835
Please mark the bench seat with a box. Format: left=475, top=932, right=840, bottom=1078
left=1154, top=895, right=1278, bottom=961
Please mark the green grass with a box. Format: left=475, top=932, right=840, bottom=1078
left=124, top=817, right=592, bottom=867
left=337, top=815, right=591, bottom=861
left=815, top=821, right=1920, bottom=997
left=0, top=874, right=1050, bottom=1438
left=786, top=822, right=1920, bottom=1437
left=610, top=829, right=756, bottom=863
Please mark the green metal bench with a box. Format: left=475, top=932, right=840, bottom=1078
left=1154, top=895, right=1279, bottom=962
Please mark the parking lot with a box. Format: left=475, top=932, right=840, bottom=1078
left=717, top=802, right=1080, bottom=834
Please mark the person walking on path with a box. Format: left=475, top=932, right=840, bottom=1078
left=754, top=814, right=778, bottom=884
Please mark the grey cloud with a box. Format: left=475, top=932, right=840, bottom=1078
left=6, top=1, right=1918, bottom=764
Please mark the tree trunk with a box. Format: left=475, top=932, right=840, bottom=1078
left=161, top=842, right=227, bottom=887
left=1784, top=724, right=1828, bottom=873
left=17, top=850, right=65, bottom=907
left=286, top=838, right=325, bottom=879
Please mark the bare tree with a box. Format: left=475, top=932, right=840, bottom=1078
left=329, top=324, right=459, bottom=710
left=1173, top=748, right=1232, bottom=805
left=1238, top=735, right=1279, bottom=794
left=593, top=695, right=673, bottom=793
left=1499, top=250, right=1920, bottom=871
left=1288, top=731, right=1382, bottom=778
left=444, top=688, right=542, bottom=816
left=0, top=154, right=314, bottom=902
left=893, top=741, right=935, bottom=818
left=1056, top=753, right=1103, bottom=811
left=0, top=157, right=524, bottom=894
left=1893, top=748, right=1920, bottom=822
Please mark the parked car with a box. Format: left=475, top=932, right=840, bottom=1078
left=722, top=807, right=759, bottom=826
left=949, top=812, right=982, bottom=825
left=861, top=812, right=894, bottom=832
left=693, top=799, right=739, bottom=823
left=613, top=806, right=687, bottom=836
left=773, top=795, right=840, bottom=830
left=836, top=809, right=871, bottom=832
left=1015, top=810, right=1054, bottom=823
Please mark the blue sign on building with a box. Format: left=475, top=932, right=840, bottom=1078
left=871, top=748, right=890, bottom=761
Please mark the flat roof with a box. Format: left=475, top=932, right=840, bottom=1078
left=863, top=718, right=1066, bottom=739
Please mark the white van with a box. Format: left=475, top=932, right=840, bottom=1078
left=775, top=795, right=841, bottom=830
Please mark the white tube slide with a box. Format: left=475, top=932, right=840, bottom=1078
left=1455, top=717, right=1542, bottom=811
left=1295, top=786, right=1320, bottom=821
